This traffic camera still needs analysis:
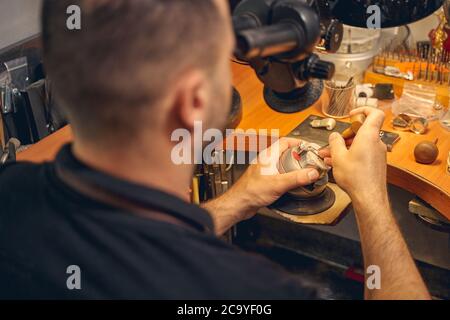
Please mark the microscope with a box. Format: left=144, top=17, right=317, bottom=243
left=233, top=0, right=444, bottom=113
left=232, top=0, right=445, bottom=216
left=233, top=0, right=342, bottom=113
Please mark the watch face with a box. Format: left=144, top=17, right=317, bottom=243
left=325, top=0, right=444, bottom=28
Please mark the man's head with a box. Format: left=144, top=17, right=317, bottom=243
left=42, top=0, right=234, bottom=147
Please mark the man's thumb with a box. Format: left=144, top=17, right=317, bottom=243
left=329, top=132, right=347, bottom=159
left=276, top=168, right=319, bottom=194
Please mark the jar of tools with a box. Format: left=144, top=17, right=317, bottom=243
left=323, top=77, right=356, bottom=119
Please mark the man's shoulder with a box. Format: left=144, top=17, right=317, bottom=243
left=0, top=161, right=49, bottom=194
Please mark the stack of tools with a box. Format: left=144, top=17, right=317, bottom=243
left=366, top=42, right=450, bottom=108
left=191, top=154, right=234, bottom=204
left=191, top=156, right=236, bottom=242
left=324, top=77, right=355, bottom=118
left=372, top=44, right=450, bottom=85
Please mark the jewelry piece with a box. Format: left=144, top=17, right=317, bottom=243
left=392, top=114, right=428, bottom=134
left=310, top=118, right=337, bottom=131
left=278, top=142, right=330, bottom=199
left=410, top=117, right=429, bottom=134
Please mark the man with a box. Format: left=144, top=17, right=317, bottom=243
left=0, top=0, right=430, bottom=299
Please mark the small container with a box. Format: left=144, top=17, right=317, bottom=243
left=323, top=80, right=356, bottom=119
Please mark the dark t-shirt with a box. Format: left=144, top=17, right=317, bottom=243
left=0, top=145, right=317, bottom=299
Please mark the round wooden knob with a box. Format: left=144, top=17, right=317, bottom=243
left=350, top=113, right=366, bottom=133
left=414, top=140, right=439, bottom=164
left=342, top=114, right=367, bottom=139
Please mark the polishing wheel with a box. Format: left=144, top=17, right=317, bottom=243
left=270, top=187, right=336, bottom=216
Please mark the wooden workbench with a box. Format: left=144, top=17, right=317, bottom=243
left=16, top=62, right=450, bottom=219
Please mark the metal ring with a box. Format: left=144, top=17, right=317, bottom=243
left=410, top=118, right=428, bottom=135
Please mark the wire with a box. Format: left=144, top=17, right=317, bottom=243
left=225, top=153, right=234, bottom=172
left=402, top=25, right=411, bottom=52
left=230, top=58, right=249, bottom=66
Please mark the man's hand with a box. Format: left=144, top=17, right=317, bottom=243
left=319, top=107, right=388, bottom=204
left=320, top=107, right=430, bottom=299
left=203, top=138, right=320, bottom=235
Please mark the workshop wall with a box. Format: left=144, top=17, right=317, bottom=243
left=0, top=0, right=439, bottom=52
left=0, top=0, right=42, bottom=51
left=409, top=14, right=440, bottom=41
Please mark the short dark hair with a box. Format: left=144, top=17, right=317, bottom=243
left=42, top=0, right=224, bottom=142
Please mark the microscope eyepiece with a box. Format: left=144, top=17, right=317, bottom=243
left=233, top=0, right=322, bottom=61
left=232, top=14, right=260, bottom=33
left=235, top=23, right=304, bottom=59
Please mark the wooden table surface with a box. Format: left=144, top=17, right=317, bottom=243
left=231, top=63, right=450, bottom=218
left=17, top=62, right=450, bottom=218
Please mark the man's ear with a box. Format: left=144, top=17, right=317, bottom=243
left=172, top=70, right=208, bottom=131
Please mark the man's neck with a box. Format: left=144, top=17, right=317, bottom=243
left=72, top=139, right=193, bottom=202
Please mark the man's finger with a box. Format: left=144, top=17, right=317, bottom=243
left=275, top=168, right=319, bottom=194
left=318, top=148, right=331, bottom=158
left=276, top=137, right=302, bottom=152
left=261, top=137, right=301, bottom=159
left=319, top=138, right=353, bottom=159
left=350, top=106, right=380, bottom=117
left=256, top=137, right=302, bottom=169
left=329, top=132, right=347, bottom=160
left=350, top=107, right=385, bottom=132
